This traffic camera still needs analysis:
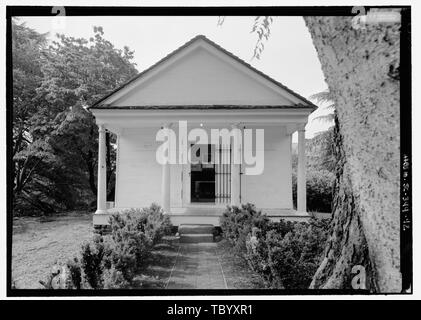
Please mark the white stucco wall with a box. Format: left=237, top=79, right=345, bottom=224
left=116, top=128, right=160, bottom=207
left=115, top=125, right=292, bottom=211
left=116, top=128, right=181, bottom=208
left=241, top=126, right=292, bottom=209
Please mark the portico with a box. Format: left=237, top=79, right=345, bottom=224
left=89, top=35, right=315, bottom=226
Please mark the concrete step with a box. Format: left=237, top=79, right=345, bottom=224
left=178, top=224, right=214, bottom=235
left=180, top=233, right=214, bottom=243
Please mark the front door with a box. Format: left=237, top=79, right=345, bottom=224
left=190, top=144, right=215, bottom=203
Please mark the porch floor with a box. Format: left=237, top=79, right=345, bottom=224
left=93, top=205, right=310, bottom=226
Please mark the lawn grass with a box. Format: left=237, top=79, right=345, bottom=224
left=12, top=211, right=94, bottom=289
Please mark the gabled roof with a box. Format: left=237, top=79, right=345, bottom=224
left=90, top=35, right=317, bottom=110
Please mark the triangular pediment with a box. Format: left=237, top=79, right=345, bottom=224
left=92, top=36, right=315, bottom=109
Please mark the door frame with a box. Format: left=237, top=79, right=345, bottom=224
left=182, top=163, right=191, bottom=206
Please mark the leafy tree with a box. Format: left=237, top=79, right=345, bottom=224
left=12, top=22, right=138, bottom=214
left=38, top=26, right=137, bottom=201
left=12, top=19, right=56, bottom=213
left=306, top=129, right=335, bottom=173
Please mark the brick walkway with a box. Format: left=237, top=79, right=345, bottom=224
left=165, top=243, right=228, bottom=289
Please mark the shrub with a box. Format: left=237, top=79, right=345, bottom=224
left=220, top=203, right=330, bottom=289
left=117, top=203, right=172, bottom=245
left=102, top=266, right=131, bottom=289
left=142, top=203, right=172, bottom=244
left=90, top=204, right=173, bottom=286
left=244, top=219, right=299, bottom=288
left=264, top=219, right=297, bottom=238
left=80, top=234, right=106, bottom=289
left=41, top=203, right=173, bottom=289
left=65, top=257, right=82, bottom=289
left=244, top=227, right=274, bottom=287
left=292, top=169, right=334, bottom=213
left=106, top=214, right=152, bottom=281
left=220, top=203, right=271, bottom=255
left=245, top=217, right=330, bottom=289
left=104, top=204, right=172, bottom=281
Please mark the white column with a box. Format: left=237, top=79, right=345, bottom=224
left=297, top=128, right=307, bottom=213
left=230, top=124, right=241, bottom=206
left=161, top=124, right=171, bottom=213
left=96, top=124, right=107, bottom=214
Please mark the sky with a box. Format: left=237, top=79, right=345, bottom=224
left=19, top=15, right=334, bottom=140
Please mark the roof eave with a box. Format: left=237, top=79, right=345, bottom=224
left=90, top=104, right=317, bottom=111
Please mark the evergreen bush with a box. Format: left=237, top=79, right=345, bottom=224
left=220, top=203, right=330, bottom=289
left=42, top=203, right=172, bottom=289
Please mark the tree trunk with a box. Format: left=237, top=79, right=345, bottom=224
left=86, top=125, right=97, bottom=197
left=304, top=14, right=401, bottom=292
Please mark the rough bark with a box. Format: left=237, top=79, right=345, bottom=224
left=304, top=15, right=401, bottom=292
left=310, top=112, right=377, bottom=290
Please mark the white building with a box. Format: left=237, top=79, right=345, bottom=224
left=89, top=35, right=316, bottom=226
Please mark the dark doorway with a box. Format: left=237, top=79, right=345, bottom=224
left=190, top=144, right=215, bottom=203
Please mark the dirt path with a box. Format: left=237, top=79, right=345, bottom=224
left=12, top=212, right=93, bottom=289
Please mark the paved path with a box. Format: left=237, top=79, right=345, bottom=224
left=165, top=243, right=228, bottom=289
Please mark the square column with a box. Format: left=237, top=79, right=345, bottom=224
left=95, top=124, right=107, bottom=214
left=297, top=128, right=307, bottom=213
left=230, top=124, right=241, bottom=206
left=161, top=124, right=171, bottom=213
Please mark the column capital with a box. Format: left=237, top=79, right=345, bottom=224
left=98, top=124, right=106, bottom=133
left=298, top=126, right=306, bottom=133
left=230, top=123, right=242, bottom=129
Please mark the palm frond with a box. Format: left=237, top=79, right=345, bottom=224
left=324, top=103, right=335, bottom=111
left=313, top=113, right=335, bottom=124
left=309, top=90, right=334, bottom=104
left=310, top=89, right=336, bottom=125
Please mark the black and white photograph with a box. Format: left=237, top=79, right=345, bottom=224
left=3, top=1, right=416, bottom=303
